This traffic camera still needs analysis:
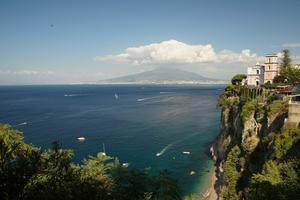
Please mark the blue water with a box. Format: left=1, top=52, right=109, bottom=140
left=0, top=84, right=222, bottom=195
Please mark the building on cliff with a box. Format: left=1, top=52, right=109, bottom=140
left=247, top=54, right=280, bottom=86
left=246, top=62, right=264, bottom=86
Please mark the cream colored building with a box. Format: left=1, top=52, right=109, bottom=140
left=247, top=54, right=280, bottom=86
left=263, top=54, right=280, bottom=84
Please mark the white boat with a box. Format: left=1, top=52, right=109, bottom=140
left=115, top=93, right=119, bottom=100
left=122, top=163, right=129, bottom=167
left=77, top=137, right=86, bottom=141
left=190, top=170, right=196, bottom=175
left=182, top=151, right=190, bottom=155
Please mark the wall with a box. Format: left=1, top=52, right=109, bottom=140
left=287, top=102, right=300, bottom=127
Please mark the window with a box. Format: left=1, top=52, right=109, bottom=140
left=256, top=70, right=259, bottom=74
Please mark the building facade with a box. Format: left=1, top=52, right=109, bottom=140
left=247, top=63, right=264, bottom=86
left=247, top=54, right=280, bottom=86
left=263, top=54, right=280, bottom=84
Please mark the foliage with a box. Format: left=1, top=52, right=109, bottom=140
left=249, top=160, right=300, bottom=200
left=282, top=49, right=291, bottom=69
left=0, top=124, right=181, bottom=200
left=231, top=74, right=247, bottom=85
left=273, top=128, right=300, bottom=160
left=280, top=66, right=300, bottom=85
left=246, top=128, right=300, bottom=200
left=221, top=145, right=242, bottom=200
left=240, top=99, right=258, bottom=122
left=0, top=124, right=42, bottom=200
left=273, top=75, right=286, bottom=84
left=266, top=99, right=288, bottom=119
left=217, top=85, right=241, bottom=108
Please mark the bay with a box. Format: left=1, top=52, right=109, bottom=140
left=0, top=84, right=223, bottom=195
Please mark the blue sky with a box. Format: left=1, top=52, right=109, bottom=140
left=0, top=0, right=300, bottom=84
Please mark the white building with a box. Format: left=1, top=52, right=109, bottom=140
left=247, top=63, right=264, bottom=86
left=247, top=54, right=280, bottom=86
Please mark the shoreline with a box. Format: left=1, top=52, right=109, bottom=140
left=201, top=165, right=218, bottom=200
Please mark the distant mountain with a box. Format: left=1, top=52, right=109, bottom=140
left=99, top=68, right=221, bottom=84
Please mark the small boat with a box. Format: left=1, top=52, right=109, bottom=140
left=77, top=137, right=86, bottom=141
left=115, top=93, right=119, bottom=100
left=190, top=171, right=196, bottom=176
left=182, top=151, right=190, bottom=155
left=122, top=163, right=129, bottom=167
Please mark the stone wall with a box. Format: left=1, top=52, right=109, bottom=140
left=287, top=102, right=300, bottom=127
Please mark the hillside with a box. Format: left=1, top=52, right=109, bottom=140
left=210, top=85, right=300, bottom=200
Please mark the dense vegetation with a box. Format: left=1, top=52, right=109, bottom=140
left=273, top=49, right=300, bottom=85
left=0, top=124, right=181, bottom=200
left=221, top=128, right=300, bottom=200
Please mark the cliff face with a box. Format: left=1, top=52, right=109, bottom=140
left=210, top=94, right=290, bottom=199
left=212, top=98, right=288, bottom=161
left=211, top=105, right=242, bottom=162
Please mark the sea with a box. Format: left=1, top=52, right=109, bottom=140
left=0, top=84, right=223, bottom=196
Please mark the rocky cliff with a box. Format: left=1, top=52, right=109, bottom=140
left=209, top=87, right=300, bottom=200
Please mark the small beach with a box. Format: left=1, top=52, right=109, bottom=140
left=202, top=166, right=218, bottom=200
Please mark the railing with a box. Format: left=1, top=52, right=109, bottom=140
left=287, top=94, right=300, bottom=104
left=289, top=100, right=300, bottom=104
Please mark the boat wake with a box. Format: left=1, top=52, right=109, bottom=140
left=64, top=94, right=89, bottom=97
left=15, top=122, right=27, bottom=127
left=137, top=96, right=160, bottom=102
left=156, top=144, right=173, bottom=157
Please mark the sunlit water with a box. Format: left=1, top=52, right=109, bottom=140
left=0, top=84, right=223, bottom=195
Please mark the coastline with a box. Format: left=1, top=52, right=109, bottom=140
left=201, top=166, right=218, bottom=200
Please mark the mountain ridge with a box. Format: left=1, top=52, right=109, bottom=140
left=99, top=68, right=221, bottom=83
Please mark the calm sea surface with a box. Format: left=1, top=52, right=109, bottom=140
left=0, top=84, right=223, bottom=195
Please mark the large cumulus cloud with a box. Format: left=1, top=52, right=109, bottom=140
left=95, top=39, right=262, bottom=65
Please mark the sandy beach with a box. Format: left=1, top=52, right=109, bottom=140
left=201, top=166, right=218, bottom=200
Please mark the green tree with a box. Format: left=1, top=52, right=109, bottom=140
left=282, top=49, right=291, bottom=69
left=273, top=75, right=286, bottom=84
left=22, top=143, right=80, bottom=200
left=151, top=170, right=181, bottom=200
left=281, top=66, right=300, bottom=85
left=231, top=74, right=247, bottom=85
left=221, top=145, right=242, bottom=200
left=0, top=124, right=182, bottom=200
left=0, top=124, right=42, bottom=200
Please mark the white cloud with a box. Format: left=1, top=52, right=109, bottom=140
left=282, top=43, right=300, bottom=48
left=0, top=70, right=55, bottom=76
left=95, top=39, right=262, bottom=65
left=217, top=49, right=261, bottom=63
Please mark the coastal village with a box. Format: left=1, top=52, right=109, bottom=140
left=244, top=53, right=300, bottom=128
left=246, top=54, right=300, bottom=86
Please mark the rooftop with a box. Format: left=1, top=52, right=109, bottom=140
left=265, top=54, right=277, bottom=57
